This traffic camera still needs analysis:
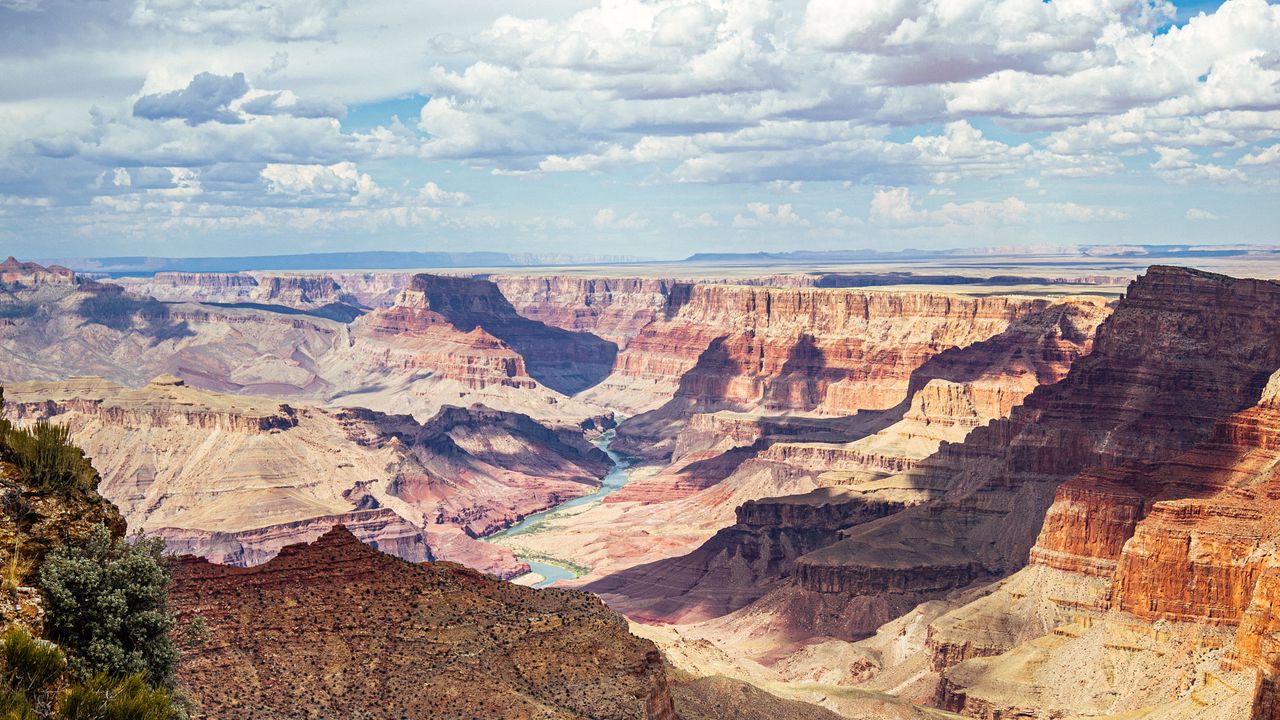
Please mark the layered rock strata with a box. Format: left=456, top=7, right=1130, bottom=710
left=596, top=267, right=1280, bottom=641
left=2, top=376, right=611, bottom=577
left=610, top=285, right=1107, bottom=457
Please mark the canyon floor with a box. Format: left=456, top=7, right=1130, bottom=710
left=7, top=248, right=1280, bottom=718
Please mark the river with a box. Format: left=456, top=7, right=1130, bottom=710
left=485, top=428, right=634, bottom=588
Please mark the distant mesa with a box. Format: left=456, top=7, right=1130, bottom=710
left=38, top=250, right=652, bottom=275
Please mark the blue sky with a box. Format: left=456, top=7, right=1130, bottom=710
left=0, top=0, right=1276, bottom=260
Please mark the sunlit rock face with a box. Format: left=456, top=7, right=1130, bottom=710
left=3, top=376, right=611, bottom=579
left=594, top=267, right=1280, bottom=636
left=609, top=284, right=1108, bottom=458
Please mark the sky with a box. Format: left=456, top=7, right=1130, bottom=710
left=0, top=0, right=1277, bottom=260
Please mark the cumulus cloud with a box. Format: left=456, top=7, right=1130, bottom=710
left=241, top=92, right=346, bottom=120
left=1, top=0, right=1278, bottom=253
left=1186, top=208, right=1221, bottom=220
left=1240, top=144, right=1280, bottom=167
left=133, top=72, right=250, bottom=126
left=1151, top=146, right=1247, bottom=184
left=261, top=161, right=382, bottom=204
left=418, top=181, right=470, bottom=207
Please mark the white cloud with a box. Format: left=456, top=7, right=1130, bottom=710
left=129, top=0, right=348, bottom=41
left=732, top=202, right=808, bottom=228
left=261, top=161, right=382, bottom=204
left=870, top=186, right=1126, bottom=226
left=1240, top=144, right=1280, bottom=167
left=593, top=207, right=648, bottom=231
left=418, top=181, right=470, bottom=207
left=0, top=0, right=1277, bottom=253
left=1186, top=207, right=1221, bottom=221
left=1151, top=146, right=1247, bottom=184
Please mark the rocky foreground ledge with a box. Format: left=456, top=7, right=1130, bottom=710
left=169, top=525, right=676, bottom=720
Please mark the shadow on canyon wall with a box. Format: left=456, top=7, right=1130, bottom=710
left=416, top=274, right=618, bottom=396
left=583, top=303, right=1109, bottom=618
left=75, top=288, right=195, bottom=345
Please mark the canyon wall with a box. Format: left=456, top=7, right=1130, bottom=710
left=596, top=268, right=1280, bottom=639
left=114, top=270, right=415, bottom=310
left=0, top=269, right=618, bottom=426
left=607, top=285, right=1106, bottom=454
left=2, top=375, right=611, bottom=578
left=931, top=368, right=1280, bottom=718
left=491, top=275, right=676, bottom=347
left=608, top=267, right=1280, bottom=720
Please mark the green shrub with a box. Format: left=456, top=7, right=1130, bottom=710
left=0, top=391, right=98, bottom=497
left=0, top=627, right=63, bottom=718
left=1, top=628, right=65, bottom=698
left=0, top=627, right=180, bottom=720
left=37, top=527, right=177, bottom=687
left=57, top=674, right=177, bottom=720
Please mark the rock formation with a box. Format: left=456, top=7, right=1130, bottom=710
left=608, top=285, right=1108, bottom=456
left=171, top=526, right=677, bottom=720
left=0, top=256, right=77, bottom=287
left=595, top=267, right=1280, bottom=634
left=491, top=275, right=676, bottom=347
left=598, top=267, right=1280, bottom=720
left=2, top=376, right=611, bottom=577
left=576, top=294, right=1108, bottom=615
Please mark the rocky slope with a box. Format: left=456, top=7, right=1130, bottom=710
left=2, top=375, right=611, bottom=577
left=595, top=267, right=1280, bottom=632
left=113, top=270, right=415, bottom=311
left=563, top=294, right=1107, bottom=608
left=601, top=266, right=1280, bottom=720
left=926, top=365, right=1280, bottom=718
left=0, top=387, right=126, bottom=632
left=0, top=256, right=77, bottom=287
left=171, top=525, right=676, bottom=720
left=0, top=265, right=616, bottom=425
left=491, top=275, right=676, bottom=348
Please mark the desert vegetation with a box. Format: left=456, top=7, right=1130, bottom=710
left=0, top=393, right=99, bottom=498
left=0, top=389, right=192, bottom=719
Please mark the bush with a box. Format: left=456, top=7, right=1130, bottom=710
left=0, top=627, right=180, bottom=720
left=0, top=627, right=64, bottom=717
left=57, top=674, right=177, bottom=720
left=0, top=392, right=98, bottom=497
left=37, top=527, right=177, bottom=687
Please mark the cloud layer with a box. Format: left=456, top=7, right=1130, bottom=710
left=0, top=0, right=1275, bottom=256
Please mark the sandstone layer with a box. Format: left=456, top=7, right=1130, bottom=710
left=171, top=526, right=676, bottom=720
left=599, top=267, right=1280, bottom=636
left=578, top=295, right=1108, bottom=616
left=606, top=285, right=1108, bottom=448
left=2, top=376, right=611, bottom=577
left=0, top=267, right=615, bottom=426
left=603, top=267, right=1280, bottom=720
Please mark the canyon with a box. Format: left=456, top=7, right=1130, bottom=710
left=1, top=374, right=611, bottom=578
left=8, top=255, right=1280, bottom=718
